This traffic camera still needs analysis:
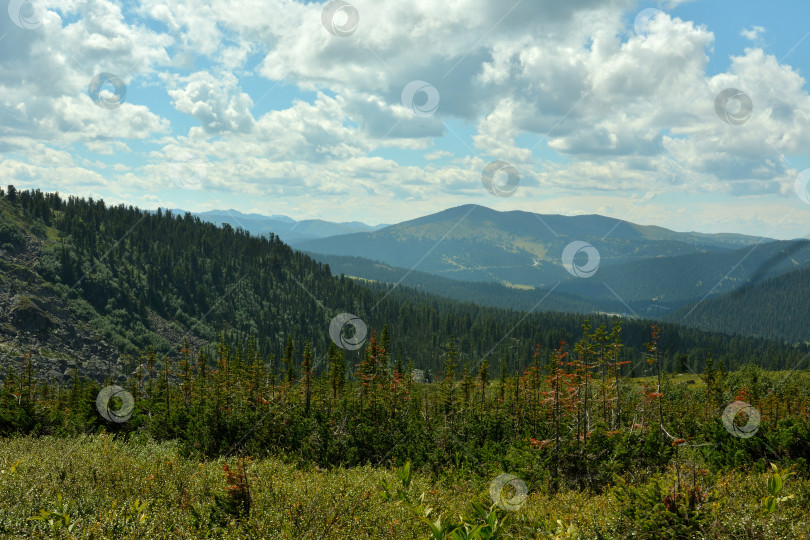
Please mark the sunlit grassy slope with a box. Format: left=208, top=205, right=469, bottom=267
left=1, top=436, right=808, bottom=539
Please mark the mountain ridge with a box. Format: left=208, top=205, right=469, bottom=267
left=359, top=204, right=772, bottom=246
left=165, top=208, right=388, bottom=244
left=292, top=204, right=781, bottom=291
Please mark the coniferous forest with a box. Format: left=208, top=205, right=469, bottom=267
left=1, top=187, right=810, bottom=538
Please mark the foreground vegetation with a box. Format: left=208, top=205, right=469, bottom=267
left=2, top=328, right=810, bottom=537
left=4, top=321, right=809, bottom=476
left=0, top=435, right=808, bottom=538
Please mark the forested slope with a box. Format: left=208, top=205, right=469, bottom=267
left=0, top=186, right=806, bottom=385
left=671, top=263, right=810, bottom=343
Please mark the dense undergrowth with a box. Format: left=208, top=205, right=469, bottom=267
left=1, top=327, right=810, bottom=537
left=0, top=435, right=808, bottom=538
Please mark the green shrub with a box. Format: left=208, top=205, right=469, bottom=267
left=613, top=475, right=710, bottom=538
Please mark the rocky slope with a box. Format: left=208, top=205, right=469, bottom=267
left=0, top=209, right=205, bottom=384
left=0, top=253, right=124, bottom=384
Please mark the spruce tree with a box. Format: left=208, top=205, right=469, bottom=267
left=441, top=338, right=458, bottom=415
left=478, top=358, right=489, bottom=407
left=327, top=342, right=345, bottom=401
left=302, top=342, right=312, bottom=417
left=283, top=336, right=295, bottom=385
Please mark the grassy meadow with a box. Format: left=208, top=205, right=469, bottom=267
left=1, top=435, right=809, bottom=539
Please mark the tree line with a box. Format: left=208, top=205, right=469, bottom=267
left=2, top=323, right=809, bottom=491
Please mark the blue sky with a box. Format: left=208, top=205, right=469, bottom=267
left=1, top=0, right=809, bottom=238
